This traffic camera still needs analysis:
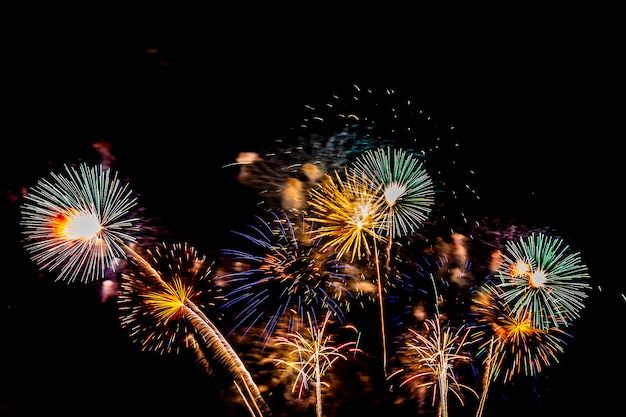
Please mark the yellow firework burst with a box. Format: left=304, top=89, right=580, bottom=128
left=307, top=168, right=387, bottom=262
left=119, top=242, right=222, bottom=354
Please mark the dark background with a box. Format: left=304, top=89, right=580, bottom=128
left=1, top=7, right=620, bottom=416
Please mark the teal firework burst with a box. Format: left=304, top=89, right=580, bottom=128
left=493, top=232, right=591, bottom=330
left=351, top=147, right=435, bottom=239
left=20, top=163, right=138, bottom=283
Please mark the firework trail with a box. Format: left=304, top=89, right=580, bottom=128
left=119, top=241, right=272, bottom=416
left=306, top=166, right=395, bottom=375
left=350, top=146, right=435, bottom=378
left=218, top=209, right=355, bottom=348
left=273, top=310, right=361, bottom=417
left=20, top=163, right=138, bottom=283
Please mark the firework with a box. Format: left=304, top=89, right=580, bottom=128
left=307, top=164, right=395, bottom=376
left=493, top=232, right=590, bottom=330
left=389, top=315, right=478, bottom=417
left=20, top=163, right=271, bottom=416
left=225, top=83, right=480, bottom=233
left=20, top=163, right=138, bottom=283
left=307, top=168, right=388, bottom=263
left=351, top=147, right=434, bottom=240
left=118, top=242, right=223, bottom=354
left=119, top=241, right=271, bottom=417
left=219, top=209, right=354, bottom=348
left=273, top=311, right=361, bottom=417
left=471, top=281, right=571, bottom=416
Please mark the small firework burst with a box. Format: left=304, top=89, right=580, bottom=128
left=218, top=209, right=354, bottom=347
left=118, top=242, right=223, bottom=354
left=493, top=232, right=591, bottom=330
left=20, top=163, right=138, bottom=283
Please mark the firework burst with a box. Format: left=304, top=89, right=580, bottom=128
left=219, top=209, right=355, bottom=347
left=118, top=242, right=223, bottom=354
left=470, top=280, right=571, bottom=416
left=273, top=311, right=361, bottom=417
left=20, top=163, right=138, bottom=283
left=225, top=83, right=480, bottom=233
left=493, top=232, right=590, bottom=330
left=119, top=241, right=272, bottom=416
left=352, top=147, right=435, bottom=240
left=474, top=285, right=570, bottom=382
left=307, top=168, right=388, bottom=262
left=389, top=315, right=478, bottom=417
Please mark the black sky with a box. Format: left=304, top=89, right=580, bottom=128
left=1, top=8, right=621, bottom=416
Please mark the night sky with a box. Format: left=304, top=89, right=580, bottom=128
left=1, top=9, right=620, bottom=416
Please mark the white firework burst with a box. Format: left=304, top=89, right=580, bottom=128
left=20, top=163, right=138, bottom=283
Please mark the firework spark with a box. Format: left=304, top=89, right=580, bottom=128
left=493, top=232, right=590, bottom=330
left=225, top=83, right=480, bottom=232
left=20, top=163, right=138, bottom=283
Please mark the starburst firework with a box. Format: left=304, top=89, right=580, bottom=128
left=352, top=147, right=435, bottom=239
left=493, top=232, right=590, bottom=330
left=118, top=242, right=223, bottom=354
left=307, top=168, right=388, bottom=262
left=20, top=163, right=138, bottom=283
left=219, top=209, right=354, bottom=347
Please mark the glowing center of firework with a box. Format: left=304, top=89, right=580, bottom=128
left=529, top=270, right=547, bottom=288
left=56, top=212, right=102, bottom=240
left=509, top=261, right=531, bottom=277
left=384, top=183, right=406, bottom=206
left=353, top=204, right=372, bottom=229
